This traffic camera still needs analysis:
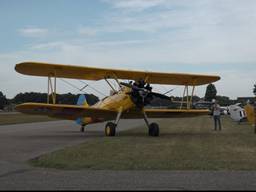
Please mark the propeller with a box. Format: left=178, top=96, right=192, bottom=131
left=121, top=81, right=168, bottom=108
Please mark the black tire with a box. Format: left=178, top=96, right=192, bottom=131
left=105, top=122, right=116, bottom=136
left=148, top=123, right=159, bottom=137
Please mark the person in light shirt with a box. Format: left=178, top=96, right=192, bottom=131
left=212, top=99, right=222, bottom=131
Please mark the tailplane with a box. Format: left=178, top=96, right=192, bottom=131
left=76, top=94, right=89, bottom=107
left=76, top=94, right=89, bottom=125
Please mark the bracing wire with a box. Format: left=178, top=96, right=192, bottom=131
left=163, top=87, right=178, bottom=95
left=60, top=78, right=88, bottom=94
left=78, top=80, right=107, bottom=97
left=154, top=85, right=178, bottom=96
left=163, top=88, right=176, bottom=95
left=60, top=78, right=107, bottom=98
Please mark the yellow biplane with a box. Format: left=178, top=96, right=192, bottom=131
left=15, top=62, right=220, bottom=137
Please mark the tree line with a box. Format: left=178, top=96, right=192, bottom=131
left=0, top=92, right=99, bottom=110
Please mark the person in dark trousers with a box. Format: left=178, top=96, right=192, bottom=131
left=212, top=99, right=222, bottom=131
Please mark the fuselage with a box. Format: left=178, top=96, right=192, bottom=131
left=93, top=86, right=135, bottom=111
left=81, top=86, right=135, bottom=125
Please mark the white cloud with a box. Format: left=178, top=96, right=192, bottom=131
left=30, top=41, right=67, bottom=50
left=104, top=0, right=167, bottom=11
left=2, top=1, right=256, bottom=99
left=78, top=27, right=98, bottom=36
left=214, top=70, right=255, bottom=99
left=97, top=0, right=256, bottom=66
left=1, top=41, right=254, bottom=100
left=19, top=27, right=48, bottom=37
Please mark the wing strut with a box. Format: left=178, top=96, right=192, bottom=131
left=47, top=75, right=57, bottom=104
left=143, top=110, right=150, bottom=128
left=179, top=85, right=196, bottom=109
left=142, top=109, right=160, bottom=137
left=104, top=73, right=122, bottom=93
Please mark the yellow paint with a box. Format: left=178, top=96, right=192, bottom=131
left=15, top=86, right=211, bottom=124
left=77, top=86, right=135, bottom=125
left=15, top=62, right=220, bottom=86
left=92, top=86, right=135, bottom=112
left=244, top=104, right=255, bottom=126
left=82, top=117, right=93, bottom=124
left=15, top=62, right=219, bottom=125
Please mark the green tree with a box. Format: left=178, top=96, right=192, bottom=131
left=13, top=92, right=47, bottom=104
left=215, top=95, right=233, bottom=106
left=12, top=92, right=99, bottom=105
left=0, top=91, right=8, bottom=109
left=205, top=84, right=217, bottom=102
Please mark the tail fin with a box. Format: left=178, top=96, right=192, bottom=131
left=76, top=94, right=89, bottom=125
left=76, top=94, right=89, bottom=107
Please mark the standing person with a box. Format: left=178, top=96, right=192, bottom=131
left=212, top=100, right=222, bottom=131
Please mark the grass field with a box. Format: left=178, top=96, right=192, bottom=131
left=30, top=115, right=256, bottom=171
left=0, top=113, right=56, bottom=125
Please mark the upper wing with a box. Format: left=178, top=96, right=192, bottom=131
left=15, top=103, right=117, bottom=120
left=15, top=61, right=220, bottom=86
left=122, top=108, right=210, bottom=119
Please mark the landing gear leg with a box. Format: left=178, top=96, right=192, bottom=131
left=80, top=125, right=85, bottom=133
left=105, top=109, right=122, bottom=137
left=143, top=111, right=160, bottom=137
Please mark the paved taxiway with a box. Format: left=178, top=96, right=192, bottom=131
left=1, top=120, right=256, bottom=190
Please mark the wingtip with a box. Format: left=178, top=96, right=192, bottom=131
left=15, top=61, right=36, bottom=74
left=15, top=61, right=28, bottom=73
left=14, top=63, right=22, bottom=73
left=14, top=103, right=24, bottom=112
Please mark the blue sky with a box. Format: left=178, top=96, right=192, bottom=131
left=1, top=0, right=256, bottom=99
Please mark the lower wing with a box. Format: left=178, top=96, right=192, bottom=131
left=122, top=108, right=210, bottom=119
left=16, top=103, right=209, bottom=121
left=15, top=103, right=117, bottom=121
left=145, top=108, right=210, bottom=118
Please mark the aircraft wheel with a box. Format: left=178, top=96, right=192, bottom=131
left=148, top=123, right=159, bottom=137
left=105, top=122, right=116, bottom=136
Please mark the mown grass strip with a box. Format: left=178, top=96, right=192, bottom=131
left=0, top=113, right=56, bottom=125
left=29, top=116, right=256, bottom=170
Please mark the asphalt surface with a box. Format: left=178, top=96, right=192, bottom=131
left=1, top=120, right=256, bottom=190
